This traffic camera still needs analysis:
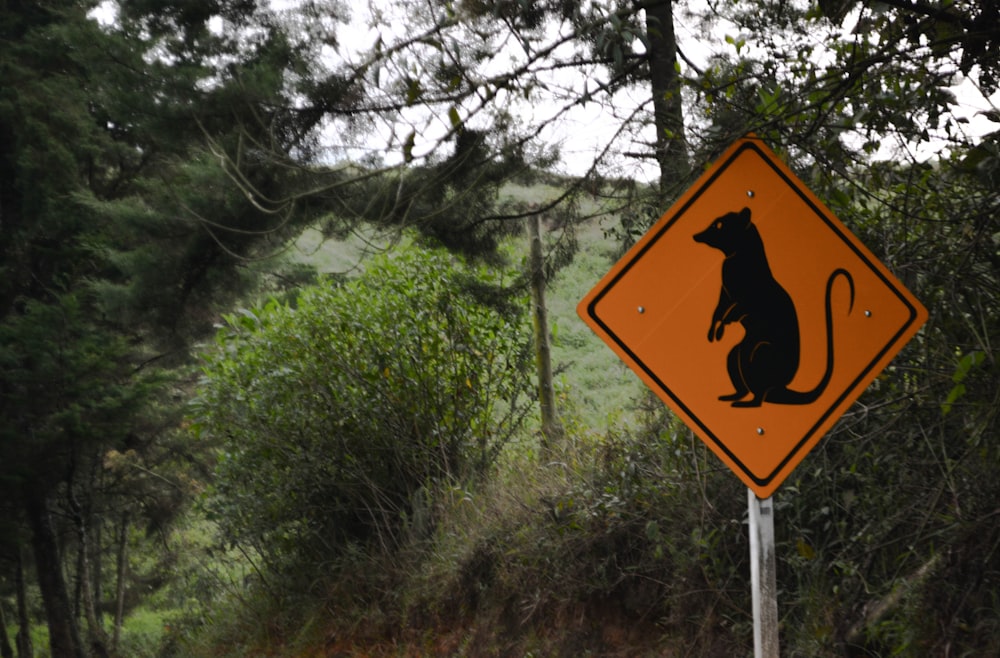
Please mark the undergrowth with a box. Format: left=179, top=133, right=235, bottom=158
left=180, top=393, right=757, bottom=657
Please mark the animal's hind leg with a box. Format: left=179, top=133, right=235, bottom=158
left=731, top=341, right=775, bottom=407
left=719, top=344, right=750, bottom=402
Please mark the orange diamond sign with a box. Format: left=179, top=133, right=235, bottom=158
left=578, top=136, right=928, bottom=498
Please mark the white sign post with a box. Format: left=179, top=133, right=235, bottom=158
left=749, top=489, right=779, bottom=657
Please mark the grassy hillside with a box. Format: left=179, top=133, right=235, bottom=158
left=543, top=215, right=645, bottom=432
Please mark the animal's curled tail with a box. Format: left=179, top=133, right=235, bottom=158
left=767, top=268, right=854, bottom=405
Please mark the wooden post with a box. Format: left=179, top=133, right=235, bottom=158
left=749, top=489, right=779, bottom=657
left=528, top=213, right=561, bottom=450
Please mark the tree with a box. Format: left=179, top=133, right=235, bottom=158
left=0, top=1, right=335, bottom=654
left=203, top=0, right=696, bottom=252
left=198, top=1, right=697, bottom=480
left=0, top=5, right=158, bottom=653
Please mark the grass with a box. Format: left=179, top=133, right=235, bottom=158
left=286, top=225, right=396, bottom=276
left=544, top=226, right=644, bottom=431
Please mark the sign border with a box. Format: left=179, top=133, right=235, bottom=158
left=583, top=138, right=925, bottom=489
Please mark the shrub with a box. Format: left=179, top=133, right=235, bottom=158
left=193, top=246, right=533, bottom=576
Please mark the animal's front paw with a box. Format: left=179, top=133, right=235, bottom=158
left=709, top=323, right=724, bottom=341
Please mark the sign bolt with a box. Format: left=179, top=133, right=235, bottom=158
left=747, top=190, right=755, bottom=198
left=638, top=306, right=645, bottom=314
left=864, top=310, right=872, bottom=317
left=756, top=427, right=765, bottom=436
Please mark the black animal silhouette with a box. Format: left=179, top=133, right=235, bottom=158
left=694, top=207, right=854, bottom=407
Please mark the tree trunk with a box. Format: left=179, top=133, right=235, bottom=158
left=112, top=512, right=130, bottom=652
left=528, top=214, right=562, bottom=450
left=77, top=528, right=111, bottom=657
left=0, top=598, right=14, bottom=658
left=74, top=529, right=84, bottom=620
left=14, top=545, right=32, bottom=658
left=93, top=513, right=102, bottom=624
left=23, top=488, right=85, bottom=658
left=643, top=0, right=690, bottom=194
left=70, top=492, right=111, bottom=657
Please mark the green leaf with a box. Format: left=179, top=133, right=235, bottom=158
left=941, top=383, right=966, bottom=415
left=645, top=520, right=661, bottom=541
left=953, top=350, right=986, bottom=383
left=829, top=188, right=851, bottom=209
left=942, top=350, right=985, bottom=414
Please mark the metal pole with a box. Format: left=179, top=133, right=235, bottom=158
left=749, top=489, right=779, bottom=657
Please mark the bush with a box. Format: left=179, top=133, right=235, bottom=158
left=193, top=246, right=533, bottom=576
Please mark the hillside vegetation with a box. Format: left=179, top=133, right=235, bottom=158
left=183, top=183, right=747, bottom=657
left=5, top=2, right=999, bottom=657
left=182, top=168, right=999, bottom=657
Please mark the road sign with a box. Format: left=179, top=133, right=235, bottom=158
left=578, top=135, right=928, bottom=498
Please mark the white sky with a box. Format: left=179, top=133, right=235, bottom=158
left=89, top=0, right=1000, bottom=177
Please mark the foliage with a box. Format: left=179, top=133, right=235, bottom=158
left=194, top=247, right=534, bottom=579
left=325, top=129, right=537, bottom=260
left=199, top=0, right=695, bottom=267
left=693, top=0, right=1000, bottom=165
left=205, top=391, right=755, bottom=657
left=3, top=0, right=1000, bottom=653
left=559, top=397, right=751, bottom=654
left=761, top=151, right=1000, bottom=656
left=0, top=294, right=147, bottom=490
left=0, top=1, right=341, bottom=654
left=645, top=4, right=1000, bottom=651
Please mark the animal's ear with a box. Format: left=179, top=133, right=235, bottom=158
left=739, top=207, right=751, bottom=221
